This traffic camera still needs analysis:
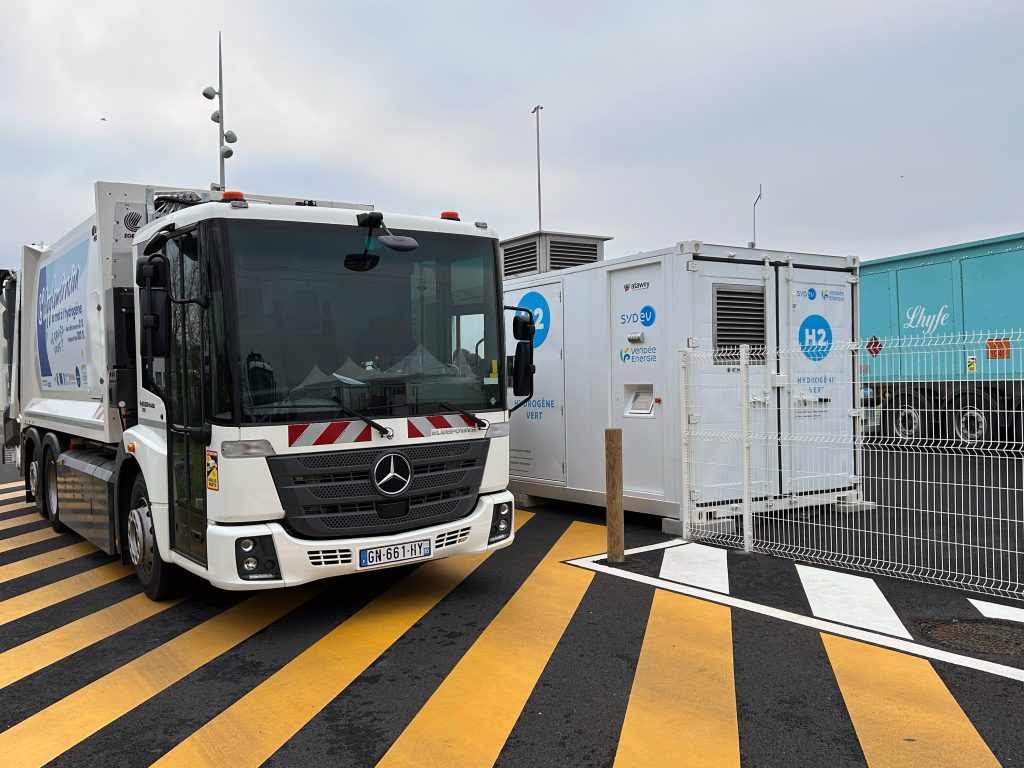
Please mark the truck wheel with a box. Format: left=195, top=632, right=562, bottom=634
left=43, top=448, right=67, bottom=533
left=126, top=474, right=183, bottom=600
left=28, top=448, right=45, bottom=518
left=952, top=391, right=995, bottom=445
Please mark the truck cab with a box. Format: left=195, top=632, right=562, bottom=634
left=3, top=183, right=535, bottom=599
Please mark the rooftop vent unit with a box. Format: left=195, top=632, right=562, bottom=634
left=499, top=231, right=611, bottom=279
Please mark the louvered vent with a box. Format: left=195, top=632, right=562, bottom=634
left=713, top=284, right=766, bottom=365
left=503, top=240, right=539, bottom=277
left=549, top=240, right=599, bottom=271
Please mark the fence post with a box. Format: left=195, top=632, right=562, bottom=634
left=605, top=427, right=624, bottom=563
left=679, top=349, right=692, bottom=540
left=739, top=344, right=753, bottom=553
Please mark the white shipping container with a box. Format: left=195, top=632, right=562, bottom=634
left=503, top=240, right=861, bottom=532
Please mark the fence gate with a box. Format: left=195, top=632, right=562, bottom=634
left=680, top=333, right=1024, bottom=600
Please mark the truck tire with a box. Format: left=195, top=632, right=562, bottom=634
left=42, top=446, right=67, bottom=533
left=951, top=390, right=996, bottom=446
left=126, top=474, right=184, bottom=600
left=886, top=392, right=930, bottom=442
left=27, top=445, right=45, bottom=518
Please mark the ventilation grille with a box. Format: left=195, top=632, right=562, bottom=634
left=549, top=240, right=599, bottom=271
left=308, top=548, right=353, bottom=567
left=713, top=285, right=766, bottom=365
left=436, top=527, right=472, bottom=549
left=503, top=240, right=539, bottom=277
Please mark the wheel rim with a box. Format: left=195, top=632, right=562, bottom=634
left=957, top=406, right=987, bottom=442
left=895, top=405, right=921, bottom=440
left=28, top=460, right=38, bottom=497
left=127, top=499, right=154, bottom=576
left=45, top=457, right=58, bottom=519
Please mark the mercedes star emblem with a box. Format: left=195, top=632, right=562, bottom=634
left=372, top=453, right=413, bottom=496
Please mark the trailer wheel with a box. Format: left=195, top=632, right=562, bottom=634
left=126, top=474, right=184, bottom=601
left=951, top=390, right=996, bottom=445
left=42, top=448, right=67, bottom=533
left=886, top=392, right=929, bottom=443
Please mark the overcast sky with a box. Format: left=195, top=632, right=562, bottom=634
left=1, top=1, right=1022, bottom=265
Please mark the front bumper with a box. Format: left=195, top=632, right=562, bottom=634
left=201, top=490, right=515, bottom=590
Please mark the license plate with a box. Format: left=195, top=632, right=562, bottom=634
left=359, top=539, right=432, bottom=569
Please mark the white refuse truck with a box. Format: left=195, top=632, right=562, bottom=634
left=502, top=237, right=863, bottom=534
left=1, top=181, right=537, bottom=599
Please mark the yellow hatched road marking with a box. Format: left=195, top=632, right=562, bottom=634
left=0, top=593, right=184, bottom=689
left=0, top=489, right=25, bottom=501
left=153, top=511, right=535, bottom=768
left=614, top=590, right=740, bottom=768
left=0, top=480, right=23, bottom=489
left=0, top=502, right=33, bottom=515
left=0, top=561, right=132, bottom=626
left=0, top=588, right=316, bottom=768
left=822, top=633, right=999, bottom=768
left=0, top=542, right=97, bottom=585
left=0, top=513, right=39, bottom=532
left=0, top=527, right=59, bottom=555
left=377, top=520, right=604, bottom=768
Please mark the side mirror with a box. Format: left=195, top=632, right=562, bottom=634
left=511, top=341, right=534, bottom=397
left=378, top=234, right=419, bottom=252
left=512, top=313, right=535, bottom=341
left=135, top=257, right=168, bottom=289
left=139, top=287, right=170, bottom=358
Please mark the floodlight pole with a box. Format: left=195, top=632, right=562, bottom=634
left=532, top=105, right=543, bottom=231
left=218, top=33, right=226, bottom=190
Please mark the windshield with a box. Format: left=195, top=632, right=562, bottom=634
left=222, top=219, right=504, bottom=423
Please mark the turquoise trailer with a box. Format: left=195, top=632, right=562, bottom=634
left=860, top=232, right=1024, bottom=443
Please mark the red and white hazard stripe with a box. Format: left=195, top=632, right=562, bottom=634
left=288, top=420, right=372, bottom=447
left=407, top=414, right=479, bottom=438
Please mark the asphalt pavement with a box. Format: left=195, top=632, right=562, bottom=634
left=1, top=459, right=1022, bottom=767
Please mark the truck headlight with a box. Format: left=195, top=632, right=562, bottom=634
left=486, top=421, right=510, bottom=439
left=488, top=502, right=514, bottom=544
left=235, top=535, right=281, bottom=580
left=221, top=439, right=276, bottom=458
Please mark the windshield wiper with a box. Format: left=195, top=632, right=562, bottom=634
left=339, top=406, right=392, bottom=439
left=439, top=402, right=487, bottom=429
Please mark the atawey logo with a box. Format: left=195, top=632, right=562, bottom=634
left=623, top=281, right=650, bottom=292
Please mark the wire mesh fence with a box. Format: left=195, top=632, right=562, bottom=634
left=680, top=331, right=1024, bottom=599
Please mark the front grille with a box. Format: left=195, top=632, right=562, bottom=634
left=308, top=549, right=353, bottom=566
left=268, top=440, right=489, bottom=539
left=436, top=528, right=472, bottom=549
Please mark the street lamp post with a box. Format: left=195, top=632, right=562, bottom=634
left=531, top=105, right=543, bottom=231
left=203, top=33, right=238, bottom=191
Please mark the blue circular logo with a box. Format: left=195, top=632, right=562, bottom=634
left=807, top=288, right=816, bottom=300
left=799, top=314, right=832, bottom=361
left=516, top=291, right=551, bottom=348
left=640, top=305, right=656, bottom=327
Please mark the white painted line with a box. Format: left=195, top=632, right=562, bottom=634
left=569, top=559, right=1024, bottom=685
left=660, top=543, right=729, bottom=594
left=570, top=539, right=685, bottom=565
left=969, top=598, right=1024, bottom=624
left=796, top=564, right=911, bottom=639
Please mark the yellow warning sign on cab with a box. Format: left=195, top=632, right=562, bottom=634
left=206, top=450, right=220, bottom=491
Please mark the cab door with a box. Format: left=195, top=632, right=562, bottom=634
left=165, top=233, right=209, bottom=564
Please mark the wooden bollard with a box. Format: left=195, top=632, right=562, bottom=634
left=606, top=427, right=624, bottom=563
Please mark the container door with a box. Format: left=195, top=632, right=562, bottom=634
left=779, top=266, right=855, bottom=495
left=608, top=262, right=666, bottom=496
left=688, top=261, right=779, bottom=504
left=506, top=281, right=565, bottom=484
